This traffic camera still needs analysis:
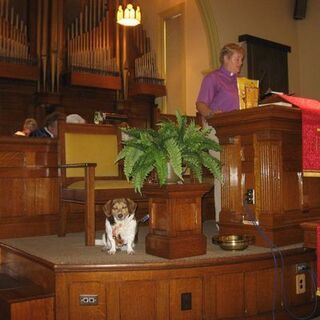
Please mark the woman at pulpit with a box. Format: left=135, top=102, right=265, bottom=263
left=196, top=42, right=245, bottom=222
left=196, top=42, right=244, bottom=117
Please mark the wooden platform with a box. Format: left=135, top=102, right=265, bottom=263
left=0, top=222, right=319, bottom=320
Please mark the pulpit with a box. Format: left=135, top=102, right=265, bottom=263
left=208, top=105, right=320, bottom=247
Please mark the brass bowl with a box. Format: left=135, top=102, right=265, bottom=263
left=212, top=234, right=254, bottom=251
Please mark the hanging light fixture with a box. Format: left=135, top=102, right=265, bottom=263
left=117, top=3, right=141, bottom=27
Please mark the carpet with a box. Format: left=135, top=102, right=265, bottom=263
left=0, top=221, right=303, bottom=266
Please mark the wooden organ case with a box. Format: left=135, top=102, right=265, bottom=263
left=0, top=0, right=166, bottom=135
left=208, top=105, right=320, bottom=247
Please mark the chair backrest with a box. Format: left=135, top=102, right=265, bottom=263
left=58, top=119, right=122, bottom=182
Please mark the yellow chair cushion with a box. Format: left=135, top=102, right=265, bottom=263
left=67, top=179, right=134, bottom=190
left=65, top=133, right=118, bottom=178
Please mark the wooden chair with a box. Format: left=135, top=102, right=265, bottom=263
left=58, top=119, right=146, bottom=246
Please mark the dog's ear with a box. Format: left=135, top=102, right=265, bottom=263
left=103, top=200, right=113, bottom=217
left=126, top=198, right=137, bottom=213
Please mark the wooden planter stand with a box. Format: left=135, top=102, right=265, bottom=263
left=144, top=182, right=213, bottom=259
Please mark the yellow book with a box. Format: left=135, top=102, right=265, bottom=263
left=237, top=77, right=259, bottom=109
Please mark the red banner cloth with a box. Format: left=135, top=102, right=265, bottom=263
left=275, top=94, right=320, bottom=176
left=317, top=224, right=320, bottom=295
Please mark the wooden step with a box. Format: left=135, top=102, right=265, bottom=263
left=0, top=273, right=54, bottom=320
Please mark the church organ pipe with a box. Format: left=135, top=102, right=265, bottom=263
left=41, top=0, right=49, bottom=91
left=36, top=0, right=41, bottom=90
left=56, top=0, right=64, bottom=92
left=0, top=0, right=32, bottom=65
left=128, top=25, right=162, bottom=85
left=67, top=0, right=119, bottom=77
left=48, top=0, right=63, bottom=92
left=50, top=0, right=57, bottom=92
left=0, top=0, right=163, bottom=92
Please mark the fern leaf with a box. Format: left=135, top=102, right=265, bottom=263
left=201, top=151, right=223, bottom=181
left=122, top=147, right=143, bottom=180
left=164, top=138, right=183, bottom=179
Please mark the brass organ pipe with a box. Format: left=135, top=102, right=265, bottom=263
left=97, top=0, right=101, bottom=22
left=67, top=0, right=119, bottom=74
left=9, top=6, right=12, bottom=25
left=101, top=14, right=105, bottom=49
left=106, top=9, right=110, bottom=57
left=36, top=0, right=41, bottom=65
left=115, top=0, right=120, bottom=70
left=93, top=0, right=96, bottom=27
left=57, top=0, right=64, bottom=91
left=5, top=0, right=8, bottom=20
left=41, top=0, right=48, bottom=55
left=88, top=0, right=92, bottom=31
left=75, top=17, right=78, bottom=38
left=67, top=26, right=70, bottom=66
left=50, top=0, right=58, bottom=91
left=84, top=5, right=88, bottom=33
left=79, top=11, right=83, bottom=35
left=0, top=0, right=4, bottom=17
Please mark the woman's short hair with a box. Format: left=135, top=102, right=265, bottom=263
left=219, top=43, right=245, bottom=65
left=23, top=118, right=38, bottom=131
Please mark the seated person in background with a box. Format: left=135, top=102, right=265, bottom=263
left=66, top=114, right=86, bottom=124
left=14, top=118, right=38, bottom=137
left=30, top=112, right=59, bottom=138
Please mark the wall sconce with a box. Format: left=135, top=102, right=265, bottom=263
left=117, top=3, right=141, bottom=26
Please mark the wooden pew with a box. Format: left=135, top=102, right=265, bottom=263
left=0, top=136, right=59, bottom=239
left=57, top=120, right=147, bottom=246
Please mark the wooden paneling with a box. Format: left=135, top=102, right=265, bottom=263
left=301, top=221, right=320, bottom=248
left=10, top=298, right=54, bottom=320
left=0, top=62, right=40, bottom=82
left=120, top=281, right=157, bottom=320
left=170, top=278, right=202, bottom=320
left=216, top=273, right=244, bottom=318
left=0, top=80, right=37, bottom=136
left=144, top=183, right=210, bottom=259
left=49, top=247, right=319, bottom=320
left=210, top=106, right=320, bottom=247
left=0, top=272, right=54, bottom=320
left=69, top=282, right=106, bottom=320
left=256, top=268, right=281, bottom=313
left=0, top=138, right=59, bottom=238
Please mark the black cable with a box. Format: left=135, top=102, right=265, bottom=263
left=243, top=199, right=317, bottom=320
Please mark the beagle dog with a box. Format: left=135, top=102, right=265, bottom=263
left=95, top=198, right=137, bottom=254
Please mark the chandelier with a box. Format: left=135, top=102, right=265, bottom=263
left=116, top=3, right=141, bottom=27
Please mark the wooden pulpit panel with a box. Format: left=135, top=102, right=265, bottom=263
left=209, top=105, right=320, bottom=247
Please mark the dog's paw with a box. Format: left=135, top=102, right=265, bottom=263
left=107, top=249, right=116, bottom=255
left=127, top=249, right=135, bottom=255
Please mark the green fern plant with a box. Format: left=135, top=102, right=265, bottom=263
left=116, top=111, right=222, bottom=193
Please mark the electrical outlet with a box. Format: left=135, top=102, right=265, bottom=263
left=296, top=274, right=306, bottom=294
left=296, top=262, right=309, bottom=273
left=245, top=189, right=255, bottom=204
left=79, top=294, right=98, bottom=306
